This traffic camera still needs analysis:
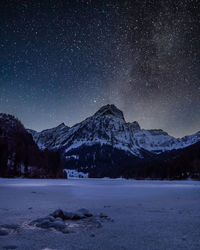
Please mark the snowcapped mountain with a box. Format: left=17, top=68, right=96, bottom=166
left=28, top=104, right=200, bottom=158
left=1, top=107, right=199, bottom=179
left=27, top=123, right=69, bottom=149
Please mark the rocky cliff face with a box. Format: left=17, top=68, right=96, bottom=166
left=29, top=104, right=200, bottom=156
left=27, top=123, right=69, bottom=149
left=27, top=105, right=200, bottom=178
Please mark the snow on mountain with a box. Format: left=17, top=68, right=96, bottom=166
left=27, top=104, right=200, bottom=157
left=27, top=123, right=69, bottom=149
left=133, top=129, right=200, bottom=153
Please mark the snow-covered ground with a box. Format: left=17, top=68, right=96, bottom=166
left=0, top=178, right=200, bottom=250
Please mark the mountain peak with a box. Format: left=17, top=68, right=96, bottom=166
left=94, top=104, right=125, bottom=120
left=128, top=121, right=141, bottom=131
left=57, top=122, right=66, bottom=128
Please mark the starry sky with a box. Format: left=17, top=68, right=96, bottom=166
left=0, top=0, right=200, bottom=137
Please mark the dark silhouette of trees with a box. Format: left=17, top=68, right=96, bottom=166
left=0, top=113, right=64, bottom=178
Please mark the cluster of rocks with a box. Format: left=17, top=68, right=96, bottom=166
left=51, top=208, right=92, bottom=220
left=0, top=224, right=19, bottom=236
left=0, top=209, right=113, bottom=236
left=30, top=208, right=94, bottom=233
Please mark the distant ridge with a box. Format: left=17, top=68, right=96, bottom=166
left=27, top=104, right=200, bottom=179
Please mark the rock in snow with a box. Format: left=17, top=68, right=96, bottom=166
left=30, top=208, right=106, bottom=233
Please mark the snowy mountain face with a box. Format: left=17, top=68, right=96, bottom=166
left=28, top=104, right=200, bottom=158
left=132, top=129, right=200, bottom=153
left=27, top=123, right=69, bottom=149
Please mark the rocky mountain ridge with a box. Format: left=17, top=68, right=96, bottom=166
left=1, top=106, right=200, bottom=179
left=28, top=104, right=200, bottom=157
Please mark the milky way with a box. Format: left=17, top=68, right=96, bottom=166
left=0, top=0, right=199, bottom=137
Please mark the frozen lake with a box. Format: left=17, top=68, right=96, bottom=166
left=0, top=178, right=200, bottom=250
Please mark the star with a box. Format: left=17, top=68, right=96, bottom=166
left=0, top=0, right=199, bottom=137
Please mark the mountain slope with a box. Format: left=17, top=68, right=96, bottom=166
left=29, top=104, right=200, bottom=156
left=27, top=123, right=69, bottom=149
left=27, top=104, right=200, bottom=178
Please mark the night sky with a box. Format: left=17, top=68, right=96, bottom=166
left=0, top=0, right=200, bottom=137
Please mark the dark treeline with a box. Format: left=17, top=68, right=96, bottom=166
left=122, top=142, right=200, bottom=180
left=63, top=143, right=200, bottom=180
left=0, top=114, right=64, bottom=178
left=1, top=113, right=199, bottom=180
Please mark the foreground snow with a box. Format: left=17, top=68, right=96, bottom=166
left=0, top=178, right=200, bottom=250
